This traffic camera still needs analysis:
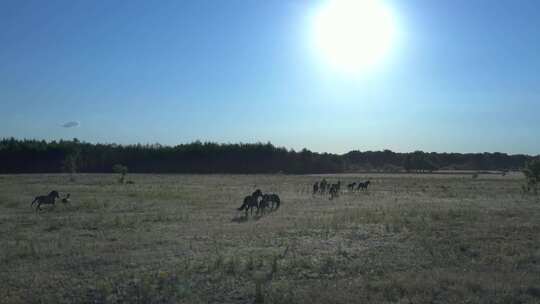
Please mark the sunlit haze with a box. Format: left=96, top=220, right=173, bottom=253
left=310, top=0, right=398, bottom=74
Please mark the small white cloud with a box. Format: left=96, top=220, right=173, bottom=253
left=62, top=121, right=80, bottom=128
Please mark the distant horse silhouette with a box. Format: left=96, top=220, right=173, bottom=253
left=319, top=179, right=328, bottom=194
left=357, top=180, right=371, bottom=191
left=237, top=189, right=263, bottom=217
left=329, top=181, right=341, bottom=200
left=329, top=185, right=338, bottom=200
left=347, top=182, right=356, bottom=191
left=31, top=190, right=60, bottom=211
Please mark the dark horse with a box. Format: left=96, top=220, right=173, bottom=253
left=238, top=189, right=263, bottom=217
left=319, top=178, right=328, bottom=194
left=329, top=181, right=341, bottom=200
left=31, top=190, right=60, bottom=211
left=357, top=180, right=371, bottom=191
left=259, top=193, right=281, bottom=214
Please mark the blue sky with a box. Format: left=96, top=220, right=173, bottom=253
left=1, top=0, right=539, bottom=154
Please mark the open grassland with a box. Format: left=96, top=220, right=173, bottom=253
left=0, top=173, right=539, bottom=304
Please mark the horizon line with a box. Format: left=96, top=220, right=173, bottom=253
left=2, top=136, right=538, bottom=157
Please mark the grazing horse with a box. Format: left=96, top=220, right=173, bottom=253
left=328, top=181, right=341, bottom=200
left=266, top=193, right=281, bottom=210
left=357, top=180, right=371, bottom=191
left=347, top=182, right=356, bottom=191
left=319, top=179, right=328, bottom=194
left=258, top=193, right=282, bottom=215
left=329, top=184, right=338, bottom=200
left=31, top=190, right=60, bottom=211
left=61, top=193, right=71, bottom=204
left=312, top=182, right=319, bottom=195
left=237, top=189, right=263, bottom=217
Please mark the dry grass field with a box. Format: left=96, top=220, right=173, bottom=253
left=1, top=173, right=539, bottom=303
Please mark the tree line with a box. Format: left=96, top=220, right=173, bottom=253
left=0, top=138, right=536, bottom=174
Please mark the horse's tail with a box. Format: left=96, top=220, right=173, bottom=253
left=31, top=197, right=38, bottom=206
left=238, top=202, right=247, bottom=211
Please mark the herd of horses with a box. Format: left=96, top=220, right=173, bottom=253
left=313, top=178, right=371, bottom=200
left=237, top=189, right=281, bottom=217
left=236, top=178, right=372, bottom=217
left=30, top=178, right=372, bottom=218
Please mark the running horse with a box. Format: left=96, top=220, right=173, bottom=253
left=31, top=190, right=60, bottom=211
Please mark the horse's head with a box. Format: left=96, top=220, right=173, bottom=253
left=49, top=190, right=60, bottom=198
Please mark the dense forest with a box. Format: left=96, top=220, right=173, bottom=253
left=0, top=138, right=536, bottom=174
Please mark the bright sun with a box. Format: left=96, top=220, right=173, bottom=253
left=311, top=0, right=398, bottom=74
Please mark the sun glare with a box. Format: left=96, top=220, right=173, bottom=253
left=310, top=0, right=398, bottom=74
